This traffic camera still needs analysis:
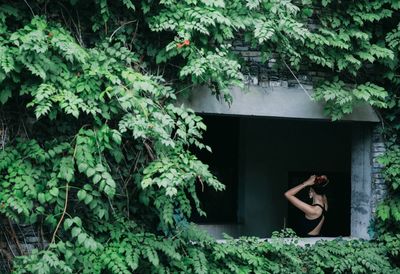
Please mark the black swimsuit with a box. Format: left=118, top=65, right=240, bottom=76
left=300, top=204, right=326, bottom=237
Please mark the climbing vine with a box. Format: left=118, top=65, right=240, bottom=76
left=0, top=0, right=400, bottom=273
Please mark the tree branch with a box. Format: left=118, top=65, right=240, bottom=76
left=50, top=182, right=69, bottom=245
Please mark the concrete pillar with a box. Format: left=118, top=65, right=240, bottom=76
left=351, top=124, right=372, bottom=239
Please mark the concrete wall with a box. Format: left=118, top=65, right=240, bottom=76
left=350, top=125, right=387, bottom=239
left=350, top=125, right=373, bottom=239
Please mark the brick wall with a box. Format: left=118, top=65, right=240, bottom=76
left=371, top=126, right=388, bottom=216
left=0, top=222, right=45, bottom=273
left=232, top=40, right=316, bottom=89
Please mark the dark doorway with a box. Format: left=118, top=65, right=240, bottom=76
left=191, top=115, right=352, bottom=238
left=191, top=115, right=239, bottom=224
left=287, top=172, right=351, bottom=237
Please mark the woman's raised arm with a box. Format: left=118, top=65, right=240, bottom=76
left=284, top=175, right=320, bottom=216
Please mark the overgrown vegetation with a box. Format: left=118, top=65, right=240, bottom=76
left=0, top=0, right=400, bottom=273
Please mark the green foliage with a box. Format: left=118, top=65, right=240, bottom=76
left=378, top=145, right=400, bottom=191
left=375, top=145, right=400, bottom=236
left=140, top=149, right=224, bottom=229
left=146, top=0, right=312, bottom=96
left=13, top=249, right=73, bottom=274
left=304, top=239, right=395, bottom=274
left=0, top=138, right=71, bottom=225
left=0, top=4, right=223, bottom=272
left=178, top=46, right=243, bottom=101
left=313, top=80, right=388, bottom=120
left=17, top=225, right=391, bottom=274
left=1, top=0, right=400, bottom=273
left=379, top=233, right=400, bottom=259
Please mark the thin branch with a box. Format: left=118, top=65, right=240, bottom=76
left=75, top=9, right=84, bottom=47
left=15, top=223, right=29, bottom=253
left=175, top=83, right=196, bottom=95
left=197, top=176, right=204, bottom=192
left=57, top=2, right=84, bottom=46
left=374, top=107, right=386, bottom=130
left=0, top=248, right=13, bottom=263
left=128, top=20, right=140, bottom=50
left=125, top=184, right=130, bottom=218
left=109, top=20, right=137, bottom=42
left=108, top=197, right=116, bottom=214
left=59, top=8, right=70, bottom=35
left=0, top=117, right=7, bottom=150
left=39, top=217, right=45, bottom=249
left=282, top=60, right=313, bottom=100
left=24, top=0, right=35, bottom=16
left=2, top=231, right=16, bottom=257
left=20, top=117, right=30, bottom=139
left=133, top=151, right=142, bottom=173
left=143, top=141, right=155, bottom=160
left=44, top=0, right=49, bottom=15
left=50, top=182, right=69, bottom=245
left=171, top=227, right=185, bottom=240
left=7, top=218, right=24, bottom=255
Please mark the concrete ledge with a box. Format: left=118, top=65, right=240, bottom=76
left=197, top=224, right=244, bottom=239
left=216, top=237, right=357, bottom=246
left=178, top=85, right=380, bottom=122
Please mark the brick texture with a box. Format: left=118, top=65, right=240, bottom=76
left=370, top=126, right=388, bottom=215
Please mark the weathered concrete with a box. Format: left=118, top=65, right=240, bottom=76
left=350, top=125, right=373, bottom=239
left=179, top=85, right=380, bottom=122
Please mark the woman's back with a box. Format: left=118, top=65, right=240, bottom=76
left=284, top=175, right=329, bottom=237
left=301, top=203, right=327, bottom=236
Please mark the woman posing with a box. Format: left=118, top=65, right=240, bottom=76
left=284, top=175, right=329, bottom=237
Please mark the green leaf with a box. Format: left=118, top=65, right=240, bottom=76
left=142, top=178, right=153, bottom=188
left=0, top=87, right=12, bottom=104
left=77, top=233, right=87, bottom=245
left=71, top=227, right=81, bottom=238
left=78, top=163, right=89, bottom=173
left=112, top=131, right=122, bottom=144
left=93, top=174, right=102, bottom=184
left=86, top=168, right=95, bottom=177
left=72, top=216, right=82, bottom=227
left=84, top=194, right=93, bottom=204
left=166, top=187, right=177, bottom=197
left=58, top=157, right=74, bottom=182
left=49, top=188, right=59, bottom=197
left=38, top=193, right=46, bottom=204
left=77, top=189, right=87, bottom=201
left=63, top=218, right=73, bottom=230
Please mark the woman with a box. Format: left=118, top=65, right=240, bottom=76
left=284, top=175, right=329, bottom=237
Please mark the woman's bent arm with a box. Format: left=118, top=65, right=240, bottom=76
left=284, top=175, right=320, bottom=216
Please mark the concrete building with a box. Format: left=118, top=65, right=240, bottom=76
left=180, top=85, right=386, bottom=240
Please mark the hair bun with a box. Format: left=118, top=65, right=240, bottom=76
left=315, top=176, right=329, bottom=187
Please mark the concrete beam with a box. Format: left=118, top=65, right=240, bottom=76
left=178, top=85, right=380, bottom=122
